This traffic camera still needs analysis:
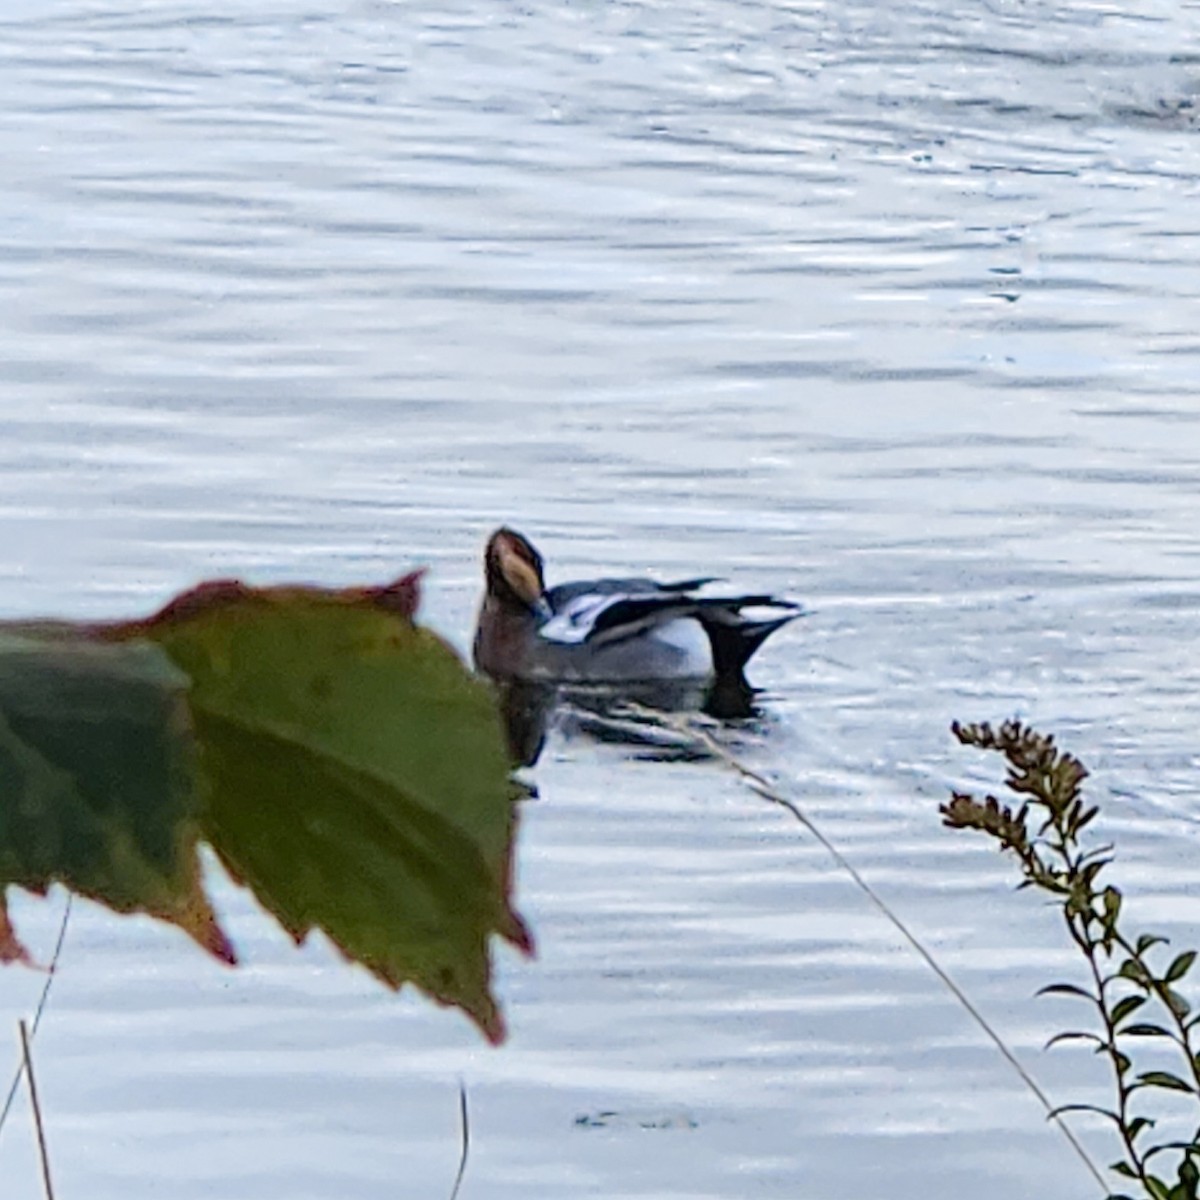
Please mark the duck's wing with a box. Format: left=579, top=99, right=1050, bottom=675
left=541, top=578, right=716, bottom=646
left=538, top=589, right=645, bottom=645
left=539, top=583, right=800, bottom=651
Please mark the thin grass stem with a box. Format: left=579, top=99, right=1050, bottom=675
left=448, top=1079, right=470, bottom=1200
left=19, top=1019, right=55, bottom=1200
left=621, top=705, right=1108, bottom=1196
left=0, top=894, right=72, bottom=1140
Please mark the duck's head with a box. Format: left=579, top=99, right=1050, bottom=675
left=484, top=527, right=550, bottom=617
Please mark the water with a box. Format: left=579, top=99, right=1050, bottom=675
left=1, top=0, right=1199, bottom=1196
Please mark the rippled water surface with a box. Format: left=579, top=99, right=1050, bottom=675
left=2, top=1, right=1200, bottom=1196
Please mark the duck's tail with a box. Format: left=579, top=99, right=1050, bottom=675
left=696, top=603, right=801, bottom=683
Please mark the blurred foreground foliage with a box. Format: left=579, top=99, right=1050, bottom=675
left=0, top=573, right=529, bottom=1044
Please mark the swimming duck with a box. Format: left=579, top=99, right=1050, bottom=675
left=473, top=527, right=799, bottom=685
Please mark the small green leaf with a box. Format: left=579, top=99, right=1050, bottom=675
left=1167, top=952, right=1198, bottom=983
left=1146, top=1177, right=1171, bottom=1200
left=1037, top=982, right=1096, bottom=1002
left=1126, top=1116, right=1155, bottom=1142
left=1136, top=1070, right=1194, bottom=1093
left=1045, top=1030, right=1102, bottom=1051
left=1047, top=1102, right=1119, bottom=1123
left=1122, top=1023, right=1172, bottom=1038
left=1180, top=1155, right=1200, bottom=1200
left=1110, top=1160, right=1137, bottom=1178
left=1166, top=988, right=1192, bottom=1020
left=1119, top=959, right=1151, bottom=988
left=1111, top=995, right=1147, bottom=1027
left=1138, top=934, right=1169, bottom=955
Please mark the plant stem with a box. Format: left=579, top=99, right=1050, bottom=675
left=18, top=1020, right=54, bottom=1200
left=1066, top=911, right=1147, bottom=1183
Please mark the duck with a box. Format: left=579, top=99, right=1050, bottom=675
left=472, top=527, right=800, bottom=685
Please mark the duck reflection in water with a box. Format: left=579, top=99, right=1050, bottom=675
left=473, top=528, right=800, bottom=766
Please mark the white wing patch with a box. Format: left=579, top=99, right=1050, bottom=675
left=538, top=593, right=625, bottom=644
